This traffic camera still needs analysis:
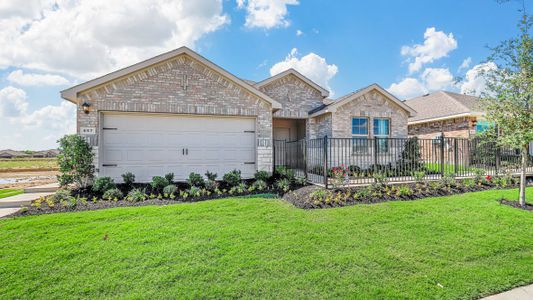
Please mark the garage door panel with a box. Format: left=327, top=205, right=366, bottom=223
left=102, top=114, right=257, bottom=182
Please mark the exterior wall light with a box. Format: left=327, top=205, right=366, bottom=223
left=81, top=102, right=91, bottom=114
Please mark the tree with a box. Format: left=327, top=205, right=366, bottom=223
left=478, top=9, right=532, bottom=207
left=57, top=134, right=95, bottom=189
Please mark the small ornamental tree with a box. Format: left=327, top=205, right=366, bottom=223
left=57, top=134, right=95, bottom=188
left=477, top=9, right=532, bottom=207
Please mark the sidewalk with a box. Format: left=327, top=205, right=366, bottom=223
left=0, top=186, right=55, bottom=217
left=482, top=284, right=533, bottom=300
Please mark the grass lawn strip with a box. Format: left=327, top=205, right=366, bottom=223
left=0, top=189, right=23, bottom=199
left=0, top=188, right=532, bottom=299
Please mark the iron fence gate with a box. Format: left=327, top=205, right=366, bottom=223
left=273, top=136, right=533, bottom=188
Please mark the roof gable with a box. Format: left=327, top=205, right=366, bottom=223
left=61, top=47, right=281, bottom=110
left=310, top=84, right=416, bottom=117
left=255, top=69, right=329, bottom=97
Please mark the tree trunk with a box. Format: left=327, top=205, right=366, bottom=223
left=519, top=145, right=528, bottom=208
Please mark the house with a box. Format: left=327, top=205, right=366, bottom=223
left=406, top=91, right=490, bottom=139
left=61, top=47, right=415, bottom=182
left=0, top=150, right=30, bottom=159
left=32, top=149, right=60, bottom=158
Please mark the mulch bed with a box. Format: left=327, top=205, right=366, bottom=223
left=8, top=191, right=282, bottom=218
left=283, top=182, right=522, bottom=209
left=499, top=199, right=533, bottom=211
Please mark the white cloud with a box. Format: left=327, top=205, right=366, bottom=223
left=7, top=70, right=69, bottom=86
left=458, top=57, right=472, bottom=72
left=401, top=27, right=458, bottom=73
left=460, top=62, right=497, bottom=96
left=0, top=0, right=42, bottom=19
left=387, top=78, right=427, bottom=100
left=270, top=48, right=338, bottom=93
left=420, top=68, right=454, bottom=91
left=237, top=0, right=299, bottom=29
left=0, top=86, right=76, bottom=150
left=0, top=0, right=229, bottom=78
left=18, top=101, right=76, bottom=132
left=296, top=29, right=303, bottom=36
left=0, top=86, right=29, bottom=117
left=388, top=67, right=456, bottom=100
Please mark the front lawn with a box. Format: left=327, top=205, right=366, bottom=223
left=1, top=188, right=533, bottom=299
left=0, top=189, right=23, bottom=199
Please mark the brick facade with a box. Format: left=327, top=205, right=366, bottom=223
left=408, top=116, right=477, bottom=139
left=77, top=54, right=273, bottom=173
left=258, top=74, right=325, bottom=119
left=308, top=90, right=409, bottom=139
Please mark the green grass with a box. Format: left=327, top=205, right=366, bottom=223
left=1, top=189, right=533, bottom=299
left=0, top=189, right=23, bottom=199
left=0, top=158, right=57, bottom=170
left=425, top=162, right=475, bottom=174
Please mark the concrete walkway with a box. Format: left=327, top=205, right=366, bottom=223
left=0, top=188, right=54, bottom=217
left=482, top=284, right=533, bottom=300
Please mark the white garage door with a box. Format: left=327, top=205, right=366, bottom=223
left=101, top=113, right=256, bottom=182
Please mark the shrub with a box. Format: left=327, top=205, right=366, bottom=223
left=396, top=185, right=413, bottom=197
left=163, top=184, right=178, bottom=196
left=187, top=186, right=202, bottom=198
left=294, top=176, right=307, bottom=186
left=348, top=165, right=362, bottom=176
left=121, top=172, right=135, bottom=188
left=50, top=189, right=72, bottom=203
left=205, top=179, right=219, bottom=191
left=103, top=188, right=123, bottom=200
left=254, top=170, right=270, bottom=182
left=310, top=188, right=332, bottom=203
left=472, top=168, right=486, bottom=183
left=164, top=173, right=175, bottom=184
left=187, top=172, right=204, bottom=187
left=251, top=179, right=268, bottom=191
left=223, top=169, right=242, bottom=187
left=275, top=166, right=295, bottom=181
left=150, top=176, right=169, bottom=193
left=372, top=172, right=388, bottom=185
left=275, top=178, right=291, bottom=192
left=127, top=188, right=147, bottom=202
left=92, top=177, right=116, bottom=195
left=205, top=171, right=217, bottom=181
left=229, top=183, right=247, bottom=195
left=396, top=137, right=424, bottom=174
left=440, top=173, right=456, bottom=188
left=412, top=171, right=426, bottom=183
left=57, top=134, right=95, bottom=188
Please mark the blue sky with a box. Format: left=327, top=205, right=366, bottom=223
left=0, top=0, right=525, bottom=149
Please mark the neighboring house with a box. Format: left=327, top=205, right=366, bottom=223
left=0, top=150, right=30, bottom=159
left=406, top=91, right=490, bottom=139
left=61, top=47, right=415, bottom=182
left=32, top=149, right=60, bottom=158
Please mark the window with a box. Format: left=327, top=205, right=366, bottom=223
left=476, top=120, right=494, bottom=133
left=352, top=117, right=369, bottom=153
left=373, top=118, right=390, bottom=153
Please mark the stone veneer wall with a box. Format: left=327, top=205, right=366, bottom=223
left=408, top=116, right=476, bottom=139
left=331, top=90, right=409, bottom=138
left=76, top=54, right=273, bottom=173
left=308, top=113, right=332, bottom=139
left=258, top=74, right=324, bottom=119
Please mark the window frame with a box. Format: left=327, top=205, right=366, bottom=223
left=373, top=117, right=391, bottom=153
left=351, top=117, right=369, bottom=154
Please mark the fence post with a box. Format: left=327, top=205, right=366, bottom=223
left=440, top=134, right=445, bottom=177
left=272, top=140, right=276, bottom=173
left=373, top=138, right=378, bottom=171
left=303, top=139, right=308, bottom=179
left=495, top=143, right=500, bottom=175
left=323, top=136, right=328, bottom=189
left=453, top=138, right=458, bottom=175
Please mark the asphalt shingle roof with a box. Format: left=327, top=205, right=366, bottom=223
left=405, top=91, right=484, bottom=122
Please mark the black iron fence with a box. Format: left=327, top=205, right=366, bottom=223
left=273, top=136, right=533, bottom=188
